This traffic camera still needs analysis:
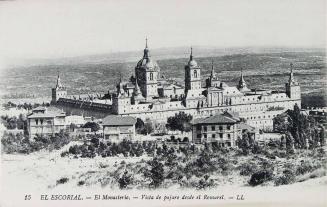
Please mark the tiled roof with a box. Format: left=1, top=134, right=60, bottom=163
left=28, top=107, right=65, bottom=119
left=32, top=106, right=46, bottom=111
left=193, top=114, right=239, bottom=125
left=102, top=115, right=137, bottom=126
left=28, top=111, right=65, bottom=119
left=238, top=123, right=256, bottom=132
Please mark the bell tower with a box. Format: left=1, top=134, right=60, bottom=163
left=185, top=47, right=202, bottom=95
left=135, top=38, right=160, bottom=100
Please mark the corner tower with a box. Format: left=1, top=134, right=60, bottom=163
left=285, top=63, right=301, bottom=100
left=185, top=47, right=202, bottom=95
left=51, top=73, right=67, bottom=103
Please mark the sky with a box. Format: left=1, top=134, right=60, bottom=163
left=0, top=0, right=326, bottom=67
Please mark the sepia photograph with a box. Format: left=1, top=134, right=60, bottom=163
left=0, top=0, right=326, bottom=206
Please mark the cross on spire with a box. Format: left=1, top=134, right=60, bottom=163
left=143, top=37, right=150, bottom=58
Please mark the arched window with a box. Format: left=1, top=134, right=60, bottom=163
left=150, top=72, right=153, bottom=80
left=193, top=70, right=197, bottom=78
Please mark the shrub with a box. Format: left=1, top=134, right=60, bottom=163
left=239, top=162, right=258, bottom=176
left=77, top=181, right=85, bottom=186
left=147, top=158, right=164, bottom=188
left=56, top=177, right=69, bottom=185
left=249, top=170, right=273, bottom=186
left=296, top=160, right=315, bottom=175
left=196, top=174, right=215, bottom=190
left=118, top=171, right=132, bottom=189
left=275, top=169, right=296, bottom=186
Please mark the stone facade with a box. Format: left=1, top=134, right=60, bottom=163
left=27, top=107, right=66, bottom=139
left=52, top=40, right=301, bottom=130
left=102, top=115, right=136, bottom=142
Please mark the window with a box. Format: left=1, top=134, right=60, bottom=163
left=197, top=134, right=201, bottom=138
left=219, top=126, right=223, bottom=131
left=211, top=126, right=215, bottom=131
left=150, top=72, right=153, bottom=80
left=228, top=134, right=231, bottom=139
left=36, top=119, right=39, bottom=125
left=227, top=125, right=231, bottom=130
left=203, top=126, right=207, bottom=131
left=40, top=119, right=43, bottom=125
left=193, top=70, right=197, bottom=78
left=196, top=125, right=201, bottom=130
left=219, top=133, right=223, bottom=138
left=204, top=134, right=207, bottom=138
left=212, top=134, right=216, bottom=138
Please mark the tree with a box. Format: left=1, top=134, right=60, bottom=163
left=135, top=118, right=153, bottom=135
left=82, top=122, right=100, bottom=132
left=144, top=119, right=154, bottom=135
left=148, top=158, right=164, bottom=188
left=273, top=104, right=323, bottom=149
left=135, top=118, right=145, bottom=134
left=166, top=112, right=193, bottom=132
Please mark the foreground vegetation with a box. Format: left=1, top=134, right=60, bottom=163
left=59, top=137, right=326, bottom=189
left=1, top=131, right=71, bottom=154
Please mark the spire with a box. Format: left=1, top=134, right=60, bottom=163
left=288, top=62, right=297, bottom=85
left=117, top=73, right=125, bottom=96
left=143, top=37, right=150, bottom=58
left=56, top=72, right=63, bottom=89
left=145, top=37, right=148, bottom=49
left=238, top=67, right=247, bottom=89
left=190, top=47, right=193, bottom=61
left=289, top=63, right=294, bottom=82
left=210, top=60, right=215, bottom=77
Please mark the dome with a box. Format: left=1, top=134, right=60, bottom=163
left=187, top=47, right=199, bottom=68
left=136, top=58, right=160, bottom=71
left=136, top=38, right=160, bottom=71
left=188, top=59, right=198, bottom=67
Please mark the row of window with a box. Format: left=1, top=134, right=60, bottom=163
left=197, top=125, right=232, bottom=131
left=35, top=119, right=52, bottom=125
left=198, top=133, right=232, bottom=139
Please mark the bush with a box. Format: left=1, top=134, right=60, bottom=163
left=147, top=158, right=164, bottom=188
left=274, top=169, right=296, bottom=186
left=296, top=160, right=316, bottom=175
left=77, top=180, right=85, bottom=186
left=239, top=162, right=258, bottom=176
left=56, top=177, right=69, bottom=185
left=249, top=170, right=274, bottom=186
left=196, top=174, right=215, bottom=189
left=118, top=171, right=132, bottom=189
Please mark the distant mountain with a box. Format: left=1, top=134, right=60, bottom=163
left=4, top=46, right=325, bottom=69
